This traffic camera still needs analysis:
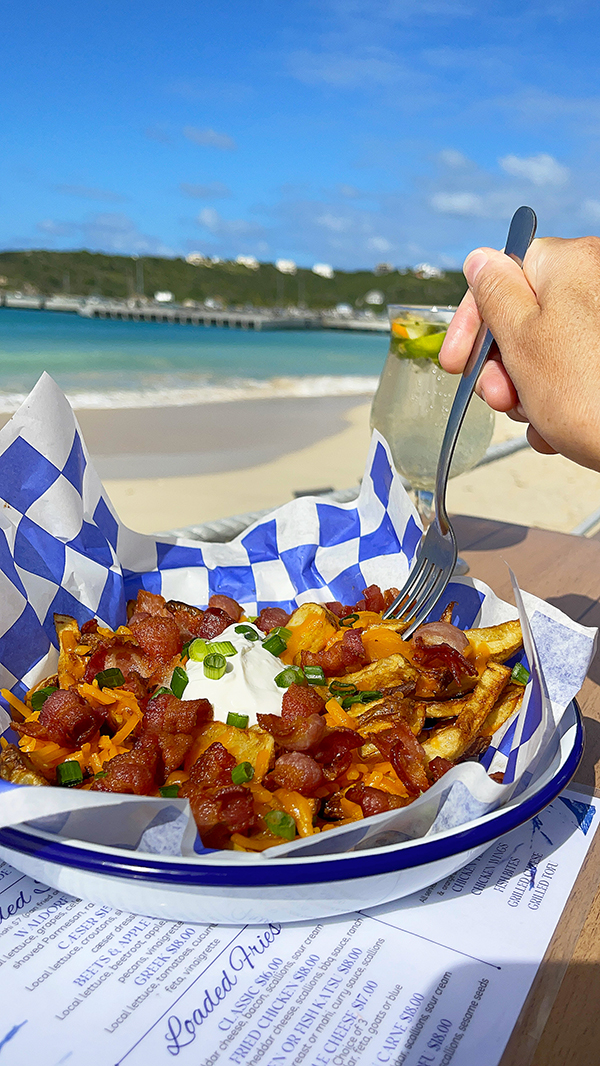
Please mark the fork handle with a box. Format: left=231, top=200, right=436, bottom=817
left=434, top=205, right=537, bottom=535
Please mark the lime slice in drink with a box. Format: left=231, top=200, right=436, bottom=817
left=401, top=330, right=446, bottom=359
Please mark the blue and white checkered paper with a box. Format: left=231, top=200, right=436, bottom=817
left=0, top=373, right=596, bottom=856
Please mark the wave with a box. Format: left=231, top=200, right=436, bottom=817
left=0, top=375, right=379, bottom=413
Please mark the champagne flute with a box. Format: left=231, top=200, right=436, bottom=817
left=370, top=304, right=495, bottom=571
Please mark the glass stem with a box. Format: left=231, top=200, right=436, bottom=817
left=415, top=489, right=435, bottom=530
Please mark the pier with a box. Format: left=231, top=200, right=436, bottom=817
left=0, top=292, right=389, bottom=332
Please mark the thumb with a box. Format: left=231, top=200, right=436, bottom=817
left=463, top=245, right=540, bottom=341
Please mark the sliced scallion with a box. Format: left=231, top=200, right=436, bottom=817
left=204, top=653, right=227, bottom=680
left=303, top=665, right=326, bottom=686
left=262, top=633, right=287, bottom=657
left=341, top=689, right=382, bottom=709
left=269, top=626, right=292, bottom=641
left=274, top=666, right=305, bottom=688
left=56, top=761, right=83, bottom=787
left=227, top=711, right=249, bottom=728
left=153, top=687, right=172, bottom=697
left=231, top=761, right=254, bottom=785
left=30, top=685, right=58, bottom=711
left=188, top=638, right=209, bottom=662
left=170, top=666, right=189, bottom=699
left=511, top=663, right=530, bottom=686
left=234, top=624, right=259, bottom=641
left=329, top=680, right=358, bottom=697
left=264, top=810, right=296, bottom=840
left=207, top=640, right=237, bottom=658
left=339, top=613, right=360, bottom=628
left=159, top=784, right=180, bottom=798
left=95, top=667, right=125, bottom=689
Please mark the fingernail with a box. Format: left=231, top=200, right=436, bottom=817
left=464, top=250, right=488, bottom=287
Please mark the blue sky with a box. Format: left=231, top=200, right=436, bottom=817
left=4, top=0, right=600, bottom=269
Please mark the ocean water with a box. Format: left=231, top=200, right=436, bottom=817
left=0, top=308, right=387, bottom=410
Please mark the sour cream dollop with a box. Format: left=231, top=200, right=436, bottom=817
left=184, top=623, right=285, bottom=725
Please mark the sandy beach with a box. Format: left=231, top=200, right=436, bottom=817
left=58, top=396, right=600, bottom=539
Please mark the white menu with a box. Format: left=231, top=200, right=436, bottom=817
left=0, top=788, right=597, bottom=1066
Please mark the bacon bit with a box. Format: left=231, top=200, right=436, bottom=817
left=383, top=587, right=400, bottom=611
left=345, top=782, right=409, bottom=816
left=187, top=742, right=236, bottom=788
left=165, top=600, right=206, bottom=640
left=208, top=594, right=243, bottom=621
left=457, top=735, right=492, bottom=762
left=428, top=756, right=453, bottom=782
left=254, top=607, right=291, bottom=634
left=489, top=771, right=504, bottom=784
left=302, top=627, right=367, bottom=677
left=81, top=619, right=99, bottom=635
left=13, top=689, right=101, bottom=748
left=361, top=585, right=385, bottom=614
left=128, top=614, right=182, bottom=663
left=312, top=727, right=365, bottom=782
left=372, top=723, right=430, bottom=797
left=92, top=733, right=161, bottom=795
left=281, top=683, right=325, bottom=723
left=411, top=637, right=477, bottom=684
left=158, top=733, right=194, bottom=777
left=257, top=712, right=326, bottom=753
left=144, top=693, right=213, bottom=735
left=324, top=601, right=351, bottom=618
left=183, top=784, right=257, bottom=849
left=196, top=607, right=233, bottom=641
left=265, top=752, right=324, bottom=795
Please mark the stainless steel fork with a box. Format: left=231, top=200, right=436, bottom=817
left=383, top=205, right=537, bottom=636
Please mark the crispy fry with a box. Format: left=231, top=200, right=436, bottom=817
left=421, top=662, right=511, bottom=762
left=282, top=603, right=339, bottom=664
left=0, top=744, right=49, bottom=786
left=353, top=694, right=426, bottom=759
left=439, top=602, right=456, bottom=624
left=479, top=682, right=525, bottom=737
left=55, top=614, right=85, bottom=687
left=414, top=694, right=471, bottom=719
left=184, top=722, right=274, bottom=781
left=338, top=654, right=418, bottom=692
left=465, top=620, right=522, bottom=663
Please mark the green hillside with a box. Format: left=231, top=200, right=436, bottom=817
left=0, top=249, right=468, bottom=309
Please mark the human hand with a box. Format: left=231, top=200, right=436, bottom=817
left=440, top=236, right=600, bottom=472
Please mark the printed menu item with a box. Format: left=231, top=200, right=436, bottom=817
left=0, top=787, right=596, bottom=1065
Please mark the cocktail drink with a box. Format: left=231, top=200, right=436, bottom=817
left=371, top=305, right=494, bottom=496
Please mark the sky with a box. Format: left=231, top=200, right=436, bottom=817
left=4, top=0, right=600, bottom=270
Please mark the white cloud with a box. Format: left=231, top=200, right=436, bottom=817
left=36, top=213, right=174, bottom=255
left=54, top=184, right=127, bottom=203
left=439, top=149, right=470, bottom=168
left=183, top=127, right=236, bottom=151
left=180, top=182, right=231, bottom=199
left=581, top=199, right=600, bottom=223
left=430, top=192, right=486, bottom=216
left=367, top=236, right=392, bottom=252
left=197, top=207, right=263, bottom=238
left=316, top=213, right=351, bottom=232
left=500, top=153, right=569, bottom=186
left=287, top=48, right=409, bottom=89
left=37, top=219, right=73, bottom=236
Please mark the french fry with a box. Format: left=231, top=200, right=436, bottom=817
left=353, top=696, right=426, bottom=759
left=282, top=603, right=339, bottom=664
left=479, top=682, right=524, bottom=737
left=421, top=662, right=511, bottom=762
left=465, top=620, right=523, bottom=663
left=414, top=694, right=472, bottom=719
left=339, top=654, right=419, bottom=692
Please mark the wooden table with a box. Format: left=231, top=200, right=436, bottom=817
left=453, top=515, right=600, bottom=1066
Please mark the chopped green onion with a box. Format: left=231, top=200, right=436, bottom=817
left=303, top=665, right=326, bottom=686
left=265, top=810, right=296, bottom=840
left=170, top=666, right=189, bottom=699
left=245, top=615, right=258, bottom=623
left=274, top=666, right=305, bottom=688
left=56, top=761, right=84, bottom=787
left=181, top=640, right=192, bottom=658
left=95, top=667, right=125, bottom=689
left=153, top=687, right=172, bottom=697
left=94, top=770, right=107, bottom=779
left=262, top=633, right=287, bottom=656
left=341, top=690, right=382, bottom=709
left=159, top=784, right=180, bottom=798
left=329, top=680, right=358, bottom=697
left=207, top=640, right=237, bottom=658
left=227, top=711, right=249, bottom=728
left=511, top=663, right=530, bottom=686
left=189, top=638, right=209, bottom=661
left=231, top=762, right=254, bottom=785
left=339, top=613, right=360, bottom=627
left=234, top=624, right=259, bottom=641
left=30, top=685, right=58, bottom=711
left=204, top=653, right=227, bottom=680
left=269, top=626, right=292, bottom=641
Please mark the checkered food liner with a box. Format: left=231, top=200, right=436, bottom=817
left=0, top=374, right=596, bottom=860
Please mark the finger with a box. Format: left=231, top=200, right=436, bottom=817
left=526, top=424, right=558, bottom=455
left=439, top=289, right=482, bottom=374
left=474, top=360, right=519, bottom=412
left=506, top=406, right=530, bottom=424
left=463, top=246, right=540, bottom=339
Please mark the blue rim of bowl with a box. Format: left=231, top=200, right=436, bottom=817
left=0, top=702, right=584, bottom=888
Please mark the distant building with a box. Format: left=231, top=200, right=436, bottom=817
left=276, top=258, right=297, bottom=275
left=154, top=291, right=174, bottom=303
left=365, top=289, right=385, bottom=305
left=236, top=255, right=260, bottom=270
left=312, top=262, right=334, bottom=279
left=335, top=303, right=353, bottom=314
left=414, top=263, right=444, bottom=279
left=185, top=252, right=209, bottom=266
left=204, top=296, right=224, bottom=310
left=374, top=262, right=394, bottom=275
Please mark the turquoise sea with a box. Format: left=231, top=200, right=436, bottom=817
left=0, top=308, right=387, bottom=410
